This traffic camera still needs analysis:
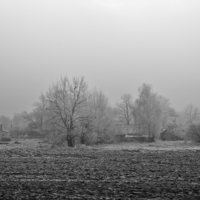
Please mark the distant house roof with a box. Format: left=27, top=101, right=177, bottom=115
left=0, top=124, right=10, bottom=133
left=0, top=129, right=10, bottom=139
left=0, top=130, right=10, bottom=133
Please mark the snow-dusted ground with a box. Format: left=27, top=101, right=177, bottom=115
left=97, top=141, right=200, bottom=151
left=1, top=139, right=200, bottom=151
left=0, top=139, right=47, bottom=150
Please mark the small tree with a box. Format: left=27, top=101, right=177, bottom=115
left=132, top=84, right=161, bottom=140
left=158, top=96, right=178, bottom=130
left=117, top=94, right=133, bottom=125
left=22, top=93, right=48, bottom=133
left=11, top=113, right=26, bottom=138
left=87, top=89, right=113, bottom=144
left=187, top=124, right=200, bottom=143
left=0, top=115, right=11, bottom=131
left=184, top=104, right=200, bottom=142
left=78, top=89, right=116, bottom=145
left=185, top=104, right=200, bottom=125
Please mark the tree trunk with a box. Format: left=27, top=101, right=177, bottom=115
left=67, top=137, right=75, bottom=147
left=80, top=134, right=85, bottom=144
left=148, top=126, right=151, bottom=139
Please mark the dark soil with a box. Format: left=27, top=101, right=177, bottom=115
left=1, top=147, right=200, bottom=199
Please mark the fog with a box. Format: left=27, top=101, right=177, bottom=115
left=1, top=0, right=200, bottom=117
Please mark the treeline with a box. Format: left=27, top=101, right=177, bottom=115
left=1, top=76, right=200, bottom=146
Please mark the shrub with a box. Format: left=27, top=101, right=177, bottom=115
left=160, top=131, right=183, bottom=141
left=115, top=134, right=126, bottom=142
left=146, top=136, right=155, bottom=142
left=187, top=124, right=200, bottom=143
left=160, top=124, right=184, bottom=141
left=115, top=135, right=155, bottom=143
left=85, top=132, right=98, bottom=145
left=14, top=141, right=21, bottom=144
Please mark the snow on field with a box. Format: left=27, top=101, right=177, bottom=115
left=1, top=139, right=200, bottom=152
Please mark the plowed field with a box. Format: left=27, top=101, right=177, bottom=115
left=1, top=146, right=200, bottom=199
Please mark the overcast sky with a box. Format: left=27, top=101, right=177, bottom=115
left=0, top=0, right=200, bottom=117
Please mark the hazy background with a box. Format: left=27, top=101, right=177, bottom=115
left=0, top=0, right=200, bottom=117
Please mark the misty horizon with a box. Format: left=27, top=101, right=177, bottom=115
left=1, top=0, right=200, bottom=117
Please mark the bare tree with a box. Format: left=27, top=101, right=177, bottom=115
left=0, top=115, right=11, bottom=131
left=46, top=76, right=88, bottom=147
left=77, top=93, right=96, bottom=145
left=117, top=94, right=133, bottom=125
left=184, top=104, right=200, bottom=126
left=22, top=93, right=48, bottom=133
left=184, top=104, right=200, bottom=142
left=12, top=113, right=25, bottom=129
left=158, top=96, right=178, bottom=130
left=132, top=84, right=161, bottom=139
left=82, top=89, right=114, bottom=144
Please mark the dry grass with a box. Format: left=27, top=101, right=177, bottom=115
left=96, top=140, right=200, bottom=151
left=1, top=138, right=200, bottom=152
left=0, top=139, right=48, bottom=150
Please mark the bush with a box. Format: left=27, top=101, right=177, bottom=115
left=116, top=135, right=155, bottom=143
left=160, top=131, right=183, bottom=141
left=85, top=132, right=98, bottom=145
left=160, top=124, right=184, bottom=141
left=1, top=138, right=11, bottom=142
left=187, top=124, right=200, bottom=143
left=146, top=136, right=155, bottom=142
left=14, top=141, right=21, bottom=144
left=115, top=134, right=126, bottom=142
